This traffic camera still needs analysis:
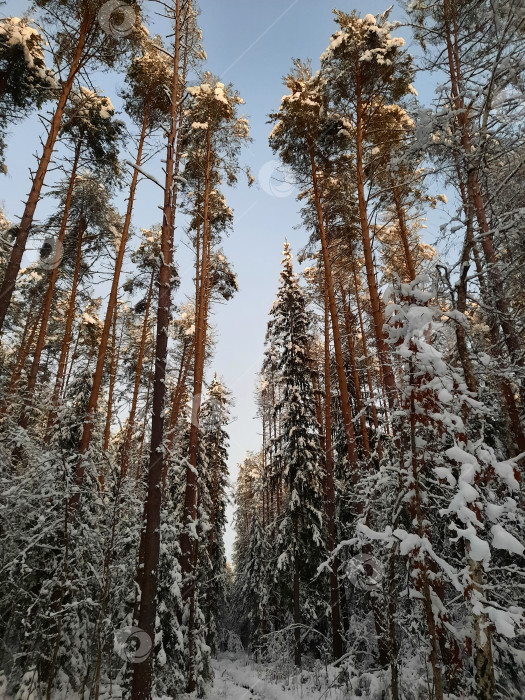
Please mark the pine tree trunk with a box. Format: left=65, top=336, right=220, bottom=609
left=78, top=99, right=151, bottom=469
left=18, top=142, right=82, bottom=428
left=131, top=3, right=181, bottom=696
left=354, top=63, right=398, bottom=411
left=310, top=350, right=325, bottom=452
left=0, top=14, right=92, bottom=331
left=121, top=268, right=155, bottom=478
left=454, top=202, right=478, bottom=396
left=307, top=143, right=358, bottom=469
left=391, top=178, right=416, bottom=282
left=42, top=220, right=87, bottom=437
left=179, top=127, right=213, bottom=694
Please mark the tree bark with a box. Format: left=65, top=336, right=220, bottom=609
left=391, top=177, right=417, bottom=282
left=162, top=338, right=194, bottom=491
left=469, top=550, right=495, bottom=700
left=179, top=127, right=213, bottom=694
left=131, top=3, right=181, bottom=696
left=354, top=61, right=398, bottom=412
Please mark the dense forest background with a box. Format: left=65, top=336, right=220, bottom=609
left=0, top=0, right=524, bottom=698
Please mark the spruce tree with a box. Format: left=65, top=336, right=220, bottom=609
left=267, top=242, right=326, bottom=668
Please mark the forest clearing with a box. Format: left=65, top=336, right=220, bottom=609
left=0, top=0, right=524, bottom=698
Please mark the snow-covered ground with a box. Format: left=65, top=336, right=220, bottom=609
left=198, top=653, right=385, bottom=699
left=4, top=653, right=481, bottom=699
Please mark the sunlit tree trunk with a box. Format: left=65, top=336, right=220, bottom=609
left=354, top=61, right=397, bottom=411
left=307, top=141, right=358, bottom=470
left=390, top=177, right=416, bottom=282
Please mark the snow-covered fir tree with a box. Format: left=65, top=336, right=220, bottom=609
left=266, top=243, right=326, bottom=667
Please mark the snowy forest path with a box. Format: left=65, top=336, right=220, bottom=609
left=205, top=655, right=309, bottom=699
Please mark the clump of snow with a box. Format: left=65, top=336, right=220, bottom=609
left=73, top=87, right=114, bottom=121
left=491, top=524, right=524, bottom=556
left=214, top=81, right=229, bottom=105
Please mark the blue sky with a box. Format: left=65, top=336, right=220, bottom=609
left=2, top=0, right=446, bottom=559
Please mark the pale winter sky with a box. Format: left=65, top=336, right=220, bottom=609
left=1, top=0, right=446, bottom=560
